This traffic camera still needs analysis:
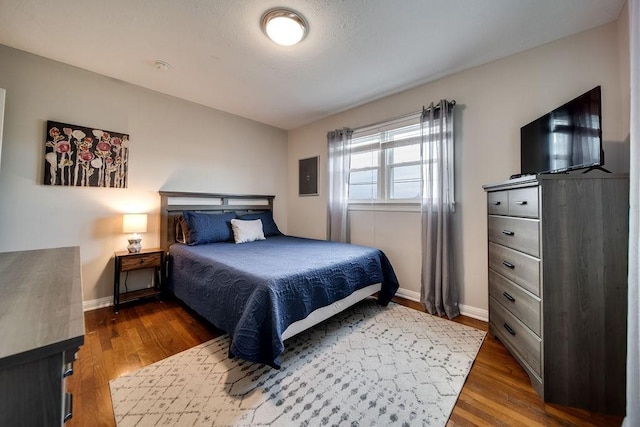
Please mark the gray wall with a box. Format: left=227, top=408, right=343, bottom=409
left=287, top=19, right=630, bottom=319
left=0, top=44, right=288, bottom=304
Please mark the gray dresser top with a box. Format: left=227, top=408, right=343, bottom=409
left=482, top=172, right=629, bottom=191
left=0, top=246, right=85, bottom=367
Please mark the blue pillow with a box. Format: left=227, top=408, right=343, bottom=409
left=181, top=211, right=237, bottom=245
left=238, top=211, right=282, bottom=237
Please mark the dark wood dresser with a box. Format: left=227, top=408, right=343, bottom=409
left=483, top=174, right=628, bottom=415
left=0, top=246, right=85, bottom=425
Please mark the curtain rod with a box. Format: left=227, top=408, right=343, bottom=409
left=353, top=100, right=456, bottom=133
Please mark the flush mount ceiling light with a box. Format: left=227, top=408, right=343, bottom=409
left=261, top=8, right=307, bottom=46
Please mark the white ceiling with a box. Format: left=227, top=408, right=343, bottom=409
left=0, top=0, right=626, bottom=130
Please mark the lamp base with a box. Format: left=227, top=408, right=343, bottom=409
left=127, top=238, right=142, bottom=253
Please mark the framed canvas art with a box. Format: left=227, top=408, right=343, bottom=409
left=299, top=156, right=319, bottom=196
left=44, top=121, right=130, bottom=188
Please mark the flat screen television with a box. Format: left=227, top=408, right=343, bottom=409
left=520, top=86, right=603, bottom=175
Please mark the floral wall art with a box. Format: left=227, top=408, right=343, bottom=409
left=44, top=121, right=130, bottom=188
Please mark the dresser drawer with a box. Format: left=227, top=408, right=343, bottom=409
left=488, top=242, right=540, bottom=296
left=487, top=191, right=508, bottom=215
left=508, top=187, right=539, bottom=218
left=490, top=295, right=542, bottom=377
left=120, top=252, right=162, bottom=271
left=489, top=270, right=541, bottom=336
left=488, top=215, right=540, bottom=257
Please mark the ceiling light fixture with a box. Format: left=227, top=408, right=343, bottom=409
left=261, top=8, right=307, bottom=46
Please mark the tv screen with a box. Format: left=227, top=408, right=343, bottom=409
left=520, top=86, right=602, bottom=175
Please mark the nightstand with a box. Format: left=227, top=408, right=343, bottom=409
left=113, top=248, right=165, bottom=313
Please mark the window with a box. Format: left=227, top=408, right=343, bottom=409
left=348, top=115, right=432, bottom=203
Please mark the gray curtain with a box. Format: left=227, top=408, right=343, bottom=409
left=420, top=100, right=460, bottom=319
left=625, top=0, right=639, bottom=425
left=327, top=128, right=353, bottom=242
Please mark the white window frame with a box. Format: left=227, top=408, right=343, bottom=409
left=348, top=115, right=429, bottom=205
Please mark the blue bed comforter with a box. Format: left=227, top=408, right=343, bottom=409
left=168, top=235, right=399, bottom=367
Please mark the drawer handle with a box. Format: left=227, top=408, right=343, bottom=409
left=502, top=292, right=515, bottom=302
left=139, top=258, right=146, bottom=264
left=63, top=362, right=74, bottom=378
left=502, top=261, right=515, bottom=269
left=64, top=393, right=73, bottom=422
left=503, top=323, right=516, bottom=336
left=493, top=201, right=501, bottom=205
left=502, top=230, right=514, bottom=236
left=515, top=200, right=528, bottom=205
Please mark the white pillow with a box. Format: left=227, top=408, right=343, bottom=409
left=230, top=219, right=266, bottom=244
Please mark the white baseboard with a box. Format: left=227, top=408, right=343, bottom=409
left=458, top=304, right=488, bottom=322
left=83, top=296, right=112, bottom=312
left=394, top=287, right=488, bottom=322
left=395, top=288, right=420, bottom=302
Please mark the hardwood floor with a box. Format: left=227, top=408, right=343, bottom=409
left=66, top=297, right=623, bottom=426
left=395, top=298, right=624, bottom=427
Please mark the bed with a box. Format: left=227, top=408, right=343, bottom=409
left=160, top=191, right=399, bottom=368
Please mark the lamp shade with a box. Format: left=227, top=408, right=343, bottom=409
left=122, top=213, right=148, bottom=234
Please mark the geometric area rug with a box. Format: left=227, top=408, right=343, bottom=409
left=110, top=299, right=486, bottom=426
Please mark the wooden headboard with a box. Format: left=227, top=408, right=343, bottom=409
left=159, top=191, right=275, bottom=251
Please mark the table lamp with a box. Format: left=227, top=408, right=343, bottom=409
left=123, top=213, right=147, bottom=253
